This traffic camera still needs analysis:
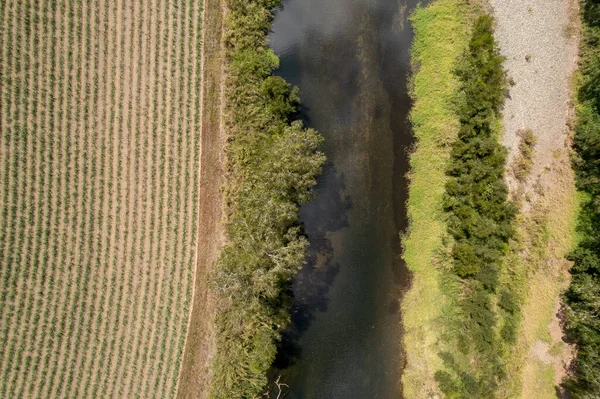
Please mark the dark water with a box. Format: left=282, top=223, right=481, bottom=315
left=269, top=0, right=420, bottom=397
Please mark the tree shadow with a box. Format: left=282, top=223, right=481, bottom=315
left=271, top=166, right=351, bottom=371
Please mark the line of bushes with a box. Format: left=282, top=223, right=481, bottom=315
left=402, top=1, right=471, bottom=395
left=435, top=15, right=517, bottom=398
left=563, top=0, right=600, bottom=397
left=208, top=1, right=325, bottom=398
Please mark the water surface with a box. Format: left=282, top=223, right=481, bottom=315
left=269, top=0, right=420, bottom=397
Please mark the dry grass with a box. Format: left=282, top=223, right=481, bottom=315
left=512, top=129, right=538, bottom=182
left=0, top=1, right=203, bottom=397
left=489, top=0, right=580, bottom=396
left=499, top=146, right=579, bottom=398
left=518, top=150, right=578, bottom=398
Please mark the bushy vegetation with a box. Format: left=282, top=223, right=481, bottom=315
left=435, top=15, right=517, bottom=398
left=209, top=1, right=325, bottom=398
left=444, top=15, right=514, bottom=281
left=563, top=0, right=600, bottom=396
left=513, top=129, right=537, bottom=181
left=402, top=1, right=470, bottom=396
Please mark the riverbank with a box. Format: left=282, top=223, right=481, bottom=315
left=489, top=0, right=579, bottom=396
left=403, top=0, right=581, bottom=397
left=206, top=1, right=325, bottom=397
left=402, top=1, right=470, bottom=396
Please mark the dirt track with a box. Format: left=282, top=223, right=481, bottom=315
left=176, top=0, right=226, bottom=397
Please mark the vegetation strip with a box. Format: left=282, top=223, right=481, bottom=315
left=435, top=14, right=517, bottom=398
left=564, top=0, right=600, bottom=396
left=404, top=2, right=526, bottom=397
left=402, top=1, right=470, bottom=396
left=208, top=0, right=325, bottom=397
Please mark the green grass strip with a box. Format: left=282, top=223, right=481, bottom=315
left=402, top=1, right=469, bottom=397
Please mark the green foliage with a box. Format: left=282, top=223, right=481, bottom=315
left=579, top=0, right=600, bottom=113
left=572, top=104, right=600, bottom=195
left=564, top=243, right=600, bottom=397
left=563, top=3, right=600, bottom=396
left=209, top=1, right=325, bottom=398
left=436, top=15, right=515, bottom=398
left=401, top=1, right=471, bottom=395
left=445, top=16, right=515, bottom=280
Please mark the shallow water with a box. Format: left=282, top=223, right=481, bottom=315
left=269, top=0, right=420, bottom=397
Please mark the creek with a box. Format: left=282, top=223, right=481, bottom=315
left=269, top=0, right=420, bottom=397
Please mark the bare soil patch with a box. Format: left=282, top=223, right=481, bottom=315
left=490, top=0, right=578, bottom=199
left=489, top=0, right=579, bottom=395
left=176, top=0, right=226, bottom=397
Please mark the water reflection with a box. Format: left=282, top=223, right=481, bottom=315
left=268, top=0, right=420, bottom=397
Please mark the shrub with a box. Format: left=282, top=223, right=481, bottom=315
left=562, top=1, right=600, bottom=397
left=437, top=14, right=515, bottom=398
left=209, top=1, right=325, bottom=398
left=513, top=129, right=537, bottom=181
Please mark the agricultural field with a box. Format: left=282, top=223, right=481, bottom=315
left=0, top=0, right=204, bottom=397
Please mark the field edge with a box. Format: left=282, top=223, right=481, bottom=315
left=176, top=0, right=226, bottom=397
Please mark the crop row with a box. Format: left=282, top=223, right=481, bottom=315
left=0, top=0, right=202, bottom=397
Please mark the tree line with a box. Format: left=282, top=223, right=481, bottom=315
left=435, top=15, right=517, bottom=398
left=208, top=1, right=325, bottom=398
left=563, top=0, right=600, bottom=396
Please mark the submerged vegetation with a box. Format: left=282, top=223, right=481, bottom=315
left=564, top=0, right=600, bottom=396
left=209, top=0, right=325, bottom=397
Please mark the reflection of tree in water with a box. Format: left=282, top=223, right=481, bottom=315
left=270, top=20, right=359, bottom=375
left=273, top=165, right=351, bottom=370
left=268, top=0, right=417, bottom=396
left=273, top=262, right=340, bottom=369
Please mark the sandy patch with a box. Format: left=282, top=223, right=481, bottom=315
left=489, top=0, right=579, bottom=394
left=490, top=0, right=578, bottom=199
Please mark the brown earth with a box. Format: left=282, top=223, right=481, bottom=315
left=176, top=0, right=227, bottom=397
left=489, top=0, right=580, bottom=396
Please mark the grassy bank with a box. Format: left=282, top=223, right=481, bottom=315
left=404, top=2, right=536, bottom=397
left=499, top=161, right=578, bottom=398
left=402, top=1, right=470, bottom=396
left=208, top=0, right=325, bottom=398
left=434, top=14, right=517, bottom=398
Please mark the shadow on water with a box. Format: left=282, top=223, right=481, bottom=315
left=267, top=0, right=422, bottom=397
left=274, top=167, right=352, bottom=370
